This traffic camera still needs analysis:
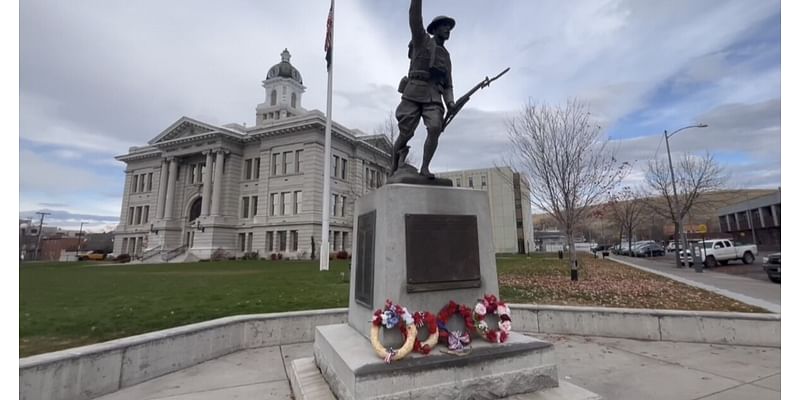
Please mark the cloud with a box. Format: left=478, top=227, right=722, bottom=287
left=20, top=0, right=780, bottom=215
left=19, top=209, right=119, bottom=233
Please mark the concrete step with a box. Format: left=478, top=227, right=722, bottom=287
left=289, top=355, right=601, bottom=400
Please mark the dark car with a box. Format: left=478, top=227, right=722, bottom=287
left=634, top=243, right=665, bottom=257
left=763, top=253, right=780, bottom=283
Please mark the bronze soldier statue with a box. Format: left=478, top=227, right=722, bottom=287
left=391, top=0, right=455, bottom=180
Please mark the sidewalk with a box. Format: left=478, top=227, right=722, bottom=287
left=609, top=255, right=780, bottom=313
left=95, top=333, right=780, bottom=400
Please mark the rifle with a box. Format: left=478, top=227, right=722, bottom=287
left=442, top=67, right=510, bottom=130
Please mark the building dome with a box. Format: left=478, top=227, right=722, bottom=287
left=266, top=49, right=303, bottom=84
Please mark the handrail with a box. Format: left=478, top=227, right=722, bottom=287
left=139, top=245, right=162, bottom=260
left=162, top=245, right=188, bottom=261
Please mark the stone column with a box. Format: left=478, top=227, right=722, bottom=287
left=211, top=150, right=225, bottom=215
left=164, top=158, right=179, bottom=219
left=157, top=159, right=169, bottom=219
left=771, top=205, right=779, bottom=226
left=201, top=151, right=214, bottom=216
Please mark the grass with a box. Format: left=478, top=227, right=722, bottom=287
left=20, top=259, right=351, bottom=357
left=21, top=253, right=765, bottom=357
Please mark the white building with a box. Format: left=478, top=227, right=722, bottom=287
left=437, top=167, right=534, bottom=254
left=113, top=49, right=392, bottom=261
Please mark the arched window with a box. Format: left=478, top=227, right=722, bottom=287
left=270, top=90, right=277, bottom=106
left=291, top=93, right=297, bottom=108
left=189, top=197, right=202, bottom=222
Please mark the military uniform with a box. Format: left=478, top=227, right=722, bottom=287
left=392, top=0, right=455, bottom=175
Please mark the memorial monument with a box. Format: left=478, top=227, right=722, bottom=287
left=290, top=1, right=599, bottom=398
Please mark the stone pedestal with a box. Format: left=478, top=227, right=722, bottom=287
left=347, top=184, right=499, bottom=339
left=297, top=184, right=598, bottom=399
left=314, top=324, right=559, bottom=400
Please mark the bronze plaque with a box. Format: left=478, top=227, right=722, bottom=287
left=405, top=214, right=481, bottom=292
left=355, top=211, right=376, bottom=307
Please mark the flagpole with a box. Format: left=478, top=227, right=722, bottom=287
left=320, top=0, right=335, bottom=271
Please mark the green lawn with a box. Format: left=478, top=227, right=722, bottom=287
left=20, top=259, right=351, bottom=356
left=21, top=254, right=764, bottom=357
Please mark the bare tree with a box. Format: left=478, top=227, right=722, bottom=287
left=507, top=99, right=629, bottom=276
left=607, top=187, right=648, bottom=255
left=644, top=152, right=726, bottom=267
left=373, top=111, right=417, bottom=165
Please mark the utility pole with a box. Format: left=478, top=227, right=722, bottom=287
left=34, top=212, right=51, bottom=261
left=76, top=222, right=85, bottom=259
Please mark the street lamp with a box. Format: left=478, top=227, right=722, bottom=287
left=664, top=123, right=708, bottom=272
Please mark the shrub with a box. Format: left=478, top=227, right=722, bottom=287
left=336, top=250, right=349, bottom=260
left=242, top=252, right=259, bottom=260
left=269, top=253, right=284, bottom=260
left=210, top=248, right=227, bottom=262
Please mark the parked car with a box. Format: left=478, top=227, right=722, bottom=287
left=591, top=244, right=611, bottom=253
left=78, top=251, right=107, bottom=261
left=680, top=239, right=758, bottom=267
left=763, top=253, right=780, bottom=283
left=634, top=243, right=665, bottom=257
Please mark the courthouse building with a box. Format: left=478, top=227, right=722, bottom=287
left=113, top=50, right=393, bottom=261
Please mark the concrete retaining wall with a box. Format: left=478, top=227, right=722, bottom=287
left=19, top=306, right=780, bottom=400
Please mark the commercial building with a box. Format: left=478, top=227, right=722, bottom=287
left=437, top=167, right=534, bottom=254
left=717, top=190, right=780, bottom=252
left=113, top=50, right=392, bottom=261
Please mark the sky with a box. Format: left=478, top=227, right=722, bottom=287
left=19, top=0, right=781, bottom=231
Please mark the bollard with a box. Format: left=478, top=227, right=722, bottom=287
left=571, top=260, right=578, bottom=281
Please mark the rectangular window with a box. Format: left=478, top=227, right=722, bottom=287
left=242, top=196, right=250, bottom=218
left=244, top=159, right=253, bottom=180
left=294, top=191, right=302, bottom=214
left=254, top=158, right=261, bottom=179
left=271, top=193, right=278, bottom=216
left=272, top=153, right=279, bottom=176
left=456, top=178, right=461, bottom=187
left=278, top=231, right=287, bottom=251
left=121, top=238, right=129, bottom=254
left=282, top=192, right=291, bottom=215
left=341, top=158, right=348, bottom=180
left=147, top=173, right=153, bottom=191
left=132, top=175, right=138, bottom=193
left=481, top=175, right=487, bottom=188
left=283, top=151, right=291, bottom=174
left=139, top=174, right=146, bottom=192
left=333, top=155, right=339, bottom=178
left=333, top=231, right=340, bottom=251
left=332, top=194, right=338, bottom=216
left=143, top=205, right=149, bottom=223
left=290, top=230, right=298, bottom=251
left=342, top=232, right=349, bottom=252
left=340, top=196, right=347, bottom=218
left=135, top=206, right=142, bottom=225
left=128, top=207, right=135, bottom=225
left=251, top=196, right=258, bottom=216
left=266, top=231, right=274, bottom=251
left=295, top=150, right=302, bottom=173
left=247, top=232, right=253, bottom=252
left=238, top=233, right=246, bottom=251
left=468, top=177, right=474, bottom=188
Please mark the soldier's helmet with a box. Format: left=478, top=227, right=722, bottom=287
left=426, top=16, right=456, bottom=34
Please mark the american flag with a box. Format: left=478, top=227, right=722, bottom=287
left=324, top=0, right=334, bottom=71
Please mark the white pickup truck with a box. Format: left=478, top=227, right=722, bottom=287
left=680, top=239, right=758, bottom=267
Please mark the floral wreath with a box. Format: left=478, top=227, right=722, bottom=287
left=436, top=301, right=475, bottom=353
left=370, top=299, right=417, bottom=363
left=401, top=311, right=439, bottom=354
left=473, top=294, right=512, bottom=343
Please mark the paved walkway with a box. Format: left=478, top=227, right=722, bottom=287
left=609, top=255, right=781, bottom=313
left=95, top=333, right=779, bottom=400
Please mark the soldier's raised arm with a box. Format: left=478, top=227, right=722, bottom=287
left=409, top=0, right=426, bottom=45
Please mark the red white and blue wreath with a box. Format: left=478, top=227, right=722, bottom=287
left=473, top=294, right=512, bottom=343
left=370, top=300, right=416, bottom=363
left=436, top=300, right=475, bottom=354
left=403, top=311, right=439, bottom=354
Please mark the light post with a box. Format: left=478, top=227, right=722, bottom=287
left=664, top=124, right=708, bottom=271
left=76, top=222, right=85, bottom=260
